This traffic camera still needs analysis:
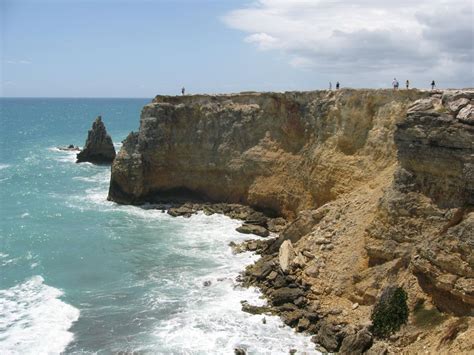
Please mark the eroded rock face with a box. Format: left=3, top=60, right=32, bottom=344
left=366, top=90, right=474, bottom=316
left=395, top=93, right=474, bottom=208
left=108, top=90, right=427, bottom=215
left=77, top=116, right=116, bottom=164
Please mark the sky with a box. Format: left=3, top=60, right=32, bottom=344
left=1, top=0, right=473, bottom=97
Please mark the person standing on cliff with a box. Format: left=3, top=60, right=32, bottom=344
left=392, top=78, right=399, bottom=90
left=336, top=81, right=340, bottom=90
left=181, top=87, right=185, bottom=95
left=406, top=80, right=410, bottom=89
left=431, top=80, right=436, bottom=90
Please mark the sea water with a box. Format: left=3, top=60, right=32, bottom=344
left=0, top=98, right=317, bottom=354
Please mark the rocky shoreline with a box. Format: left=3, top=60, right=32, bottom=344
left=161, top=202, right=375, bottom=354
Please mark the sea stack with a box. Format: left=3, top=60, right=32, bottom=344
left=77, top=116, right=116, bottom=164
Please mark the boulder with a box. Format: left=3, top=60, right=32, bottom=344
left=457, top=104, right=474, bottom=125
left=312, top=321, right=344, bottom=352
left=279, top=240, right=296, bottom=273
left=270, top=287, right=305, bottom=306
left=77, top=116, right=116, bottom=164
left=447, top=98, right=470, bottom=114
left=168, top=205, right=195, bottom=217
left=339, top=328, right=373, bottom=354
left=236, top=223, right=269, bottom=237
left=407, top=99, right=434, bottom=114
left=241, top=301, right=271, bottom=315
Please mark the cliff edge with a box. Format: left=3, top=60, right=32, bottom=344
left=108, top=89, right=473, bottom=353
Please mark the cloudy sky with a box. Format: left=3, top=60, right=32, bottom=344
left=1, top=0, right=473, bottom=97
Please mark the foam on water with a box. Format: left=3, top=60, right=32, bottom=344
left=149, top=214, right=318, bottom=354
left=0, top=164, right=11, bottom=170
left=0, top=276, right=80, bottom=355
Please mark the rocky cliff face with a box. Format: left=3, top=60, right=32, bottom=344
left=366, top=91, right=474, bottom=316
left=77, top=116, right=116, bottom=164
left=109, top=90, right=426, bottom=217
left=108, top=89, right=473, bottom=353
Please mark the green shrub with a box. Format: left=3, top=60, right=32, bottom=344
left=370, top=286, right=409, bottom=338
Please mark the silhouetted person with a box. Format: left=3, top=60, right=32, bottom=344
left=329, top=82, right=332, bottom=90
left=336, top=82, right=340, bottom=90
left=431, top=80, right=436, bottom=90
left=406, top=80, right=410, bottom=89
left=181, top=87, right=185, bottom=95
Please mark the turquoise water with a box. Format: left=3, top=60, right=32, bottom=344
left=0, top=98, right=316, bottom=354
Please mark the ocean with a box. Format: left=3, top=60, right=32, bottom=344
left=0, top=98, right=316, bottom=354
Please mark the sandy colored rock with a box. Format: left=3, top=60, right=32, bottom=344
left=279, top=240, right=296, bottom=273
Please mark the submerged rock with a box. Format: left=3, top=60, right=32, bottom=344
left=77, top=116, right=116, bottom=164
left=58, top=144, right=80, bottom=152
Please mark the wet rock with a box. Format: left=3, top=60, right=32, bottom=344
left=339, top=328, right=373, bottom=354
left=270, top=287, right=305, bottom=306
left=236, top=223, right=269, bottom=237
left=281, top=309, right=305, bottom=326
left=77, top=116, right=116, bottom=164
left=58, top=145, right=80, bottom=151
left=279, top=240, right=296, bottom=273
left=249, top=260, right=274, bottom=280
left=234, top=348, right=246, bottom=355
left=296, top=317, right=311, bottom=332
left=168, top=205, right=195, bottom=217
left=241, top=301, right=271, bottom=315
left=203, top=280, right=211, bottom=287
left=312, top=321, right=344, bottom=352
left=244, top=211, right=268, bottom=226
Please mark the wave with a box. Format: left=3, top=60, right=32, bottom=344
left=149, top=213, right=318, bottom=354
left=0, top=163, right=11, bottom=170
left=0, top=276, right=80, bottom=355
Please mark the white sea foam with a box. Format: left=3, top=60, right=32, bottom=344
left=0, top=163, right=11, bottom=170
left=0, top=276, right=80, bottom=355
left=149, top=213, right=319, bottom=354
left=48, top=147, right=78, bottom=163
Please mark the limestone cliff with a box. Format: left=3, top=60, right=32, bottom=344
left=109, top=90, right=427, bottom=217
left=108, top=89, right=474, bottom=353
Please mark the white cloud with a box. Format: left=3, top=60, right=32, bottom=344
left=4, top=59, right=32, bottom=65
left=223, top=0, right=474, bottom=86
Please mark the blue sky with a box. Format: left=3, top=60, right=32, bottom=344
left=2, top=0, right=473, bottom=97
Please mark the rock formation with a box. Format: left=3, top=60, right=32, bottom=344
left=77, top=116, right=116, bottom=164
left=108, top=89, right=474, bottom=353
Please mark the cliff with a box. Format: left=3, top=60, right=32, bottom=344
left=109, top=90, right=428, bottom=217
left=108, top=89, right=473, bottom=353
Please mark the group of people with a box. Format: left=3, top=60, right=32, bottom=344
left=392, top=78, right=437, bottom=90
left=182, top=79, right=438, bottom=95
left=329, top=82, right=340, bottom=90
